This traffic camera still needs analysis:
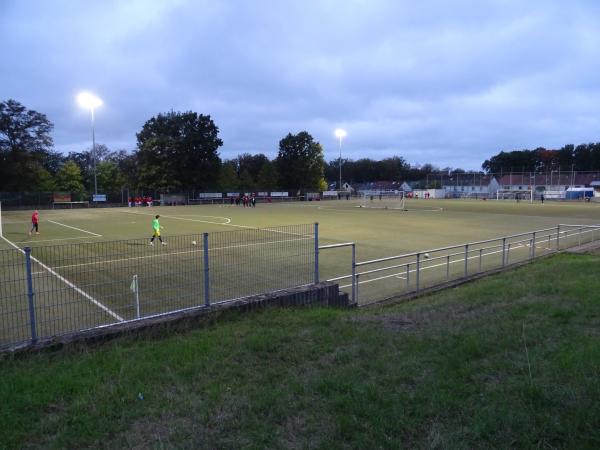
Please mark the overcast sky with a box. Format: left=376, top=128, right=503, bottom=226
left=2, top=0, right=600, bottom=169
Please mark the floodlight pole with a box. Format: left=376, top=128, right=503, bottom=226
left=91, top=107, right=97, bottom=196
left=338, top=135, right=343, bottom=191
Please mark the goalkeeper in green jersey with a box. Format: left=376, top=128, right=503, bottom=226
left=149, top=214, right=166, bottom=246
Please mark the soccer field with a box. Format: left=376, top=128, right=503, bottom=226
left=1, top=198, right=599, bottom=348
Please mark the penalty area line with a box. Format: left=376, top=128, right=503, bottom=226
left=47, top=220, right=102, bottom=236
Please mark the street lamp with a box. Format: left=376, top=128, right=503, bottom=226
left=77, top=92, right=103, bottom=196
left=334, top=128, right=347, bottom=191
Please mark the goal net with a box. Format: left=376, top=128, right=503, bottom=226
left=496, top=190, right=533, bottom=203
left=359, top=191, right=405, bottom=210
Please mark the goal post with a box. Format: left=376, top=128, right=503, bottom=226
left=52, top=201, right=90, bottom=209
left=496, top=190, right=533, bottom=203
left=359, top=191, right=406, bottom=210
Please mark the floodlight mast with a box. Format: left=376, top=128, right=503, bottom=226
left=335, top=129, right=347, bottom=191
left=77, top=92, right=103, bottom=196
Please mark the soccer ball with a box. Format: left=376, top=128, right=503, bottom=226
left=192, top=240, right=197, bottom=246
left=423, top=253, right=430, bottom=259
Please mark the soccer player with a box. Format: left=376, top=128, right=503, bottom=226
left=149, top=214, right=166, bottom=246
left=29, top=210, right=39, bottom=235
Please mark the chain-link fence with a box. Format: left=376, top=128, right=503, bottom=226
left=0, top=224, right=315, bottom=349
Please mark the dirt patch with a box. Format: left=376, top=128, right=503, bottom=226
left=351, top=300, right=522, bottom=333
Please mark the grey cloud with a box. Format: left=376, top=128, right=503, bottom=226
left=2, top=0, right=600, bottom=170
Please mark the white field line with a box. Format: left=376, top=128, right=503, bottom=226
left=50, top=236, right=312, bottom=270
left=120, top=210, right=249, bottom=228
left=15, top=236, right=102, bottom=244
left=0, top=234, right=124, bottom=322
left=47, top=220, right=102, bottom=236
left=338, top=242, right=551, bottom=289
left=119, top=209, right=312, bottom=238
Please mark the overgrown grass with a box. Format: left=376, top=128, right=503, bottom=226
left=2, top=253, right=600, bottom=449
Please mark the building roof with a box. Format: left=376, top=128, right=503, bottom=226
left=441, top=175, right=497, bottom=187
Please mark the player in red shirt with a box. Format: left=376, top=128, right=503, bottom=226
left=29, top=210, right=39, bottom=235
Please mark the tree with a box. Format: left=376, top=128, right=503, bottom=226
left=56, top=160, right=85, bottom=197
left=276, top=131, right=325, bottom=190
left=257, top=160, right=279, bottom=190
left=0, top=99, right=56, bottom=190
left=237, top=153, right=269, bottom=182
left=217, top=161, right=239, bottom=192
left=96, top=160, right=127, bottom=193
left=238, top=169, right=255, bottom=191
left=136, top=111, right=223, bottom=190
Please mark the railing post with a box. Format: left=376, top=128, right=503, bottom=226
left=579, top=227, right=583, bottom=247
left=355, top=274, right=360, bottom=303
left=478, top=248, right=483, bottom=272
left=314, top=223, right=319, bottom=284
left=446, top=255, right=450, bottom=280
left=203, top=232, right=210, bottom=307
left=24, top=247, right=37, bottom=343
left=133, top=274, right=140, bottom=319
left=556, top=225, right=560, bottom=251
left=416, top=253, right=421, bottom=293
left=502, top=238, right=506, bottom=267
left=406, top=263, right=410, bottom=289
left=531, top=232, right=536, bottom=259
left=464, top=244, right=469, bottom=277
left=351, top=243, right=356, bottom=304
left=506, top=243, right=511, bottom=265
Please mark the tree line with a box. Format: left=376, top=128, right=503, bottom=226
left=3, top=99, right=600, bottom=197
left=482, top=145, right=600, bottom=174
left=0, top=100, right=326, bottom=196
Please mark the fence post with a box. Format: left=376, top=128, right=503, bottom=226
left=506, top=243, right=511, bottom=265
left=446, top=255, right=450, bottom=279
left=579, top=227, right=583, bottom=247
left=406, top=263, right=410, bottom=289
left=203, top=232, right=210, bottom=307
left=531, top=232, right=536, bottom=259
left=416, top=253, right=421, bottom=293
left=132, top=274, right=140, bottom=319
left=314, top=222, right=319, bottom=284
left=24, top=247, right=37, bottom=343
left=355, top=274, right=360, bottom=303
left=464, top=244, right=469, bottom=277
left=502, top=238, right=506, bottom=267
left=351, top=243, right=356, bottom=304
left=556, top=225, right=560, bottom=251
left=479, top=248, right=483, bottom=272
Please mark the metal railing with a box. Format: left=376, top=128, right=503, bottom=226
left=0, top=224, right=315, bottom=349
left=324, top=224, right=600, bottom=306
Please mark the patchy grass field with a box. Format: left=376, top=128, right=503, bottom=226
left=1, top=252, right=599, bottom=448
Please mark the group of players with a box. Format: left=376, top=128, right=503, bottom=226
left=230, top=195, right=257, bottom=207
left=128, top=196, right=153, bottom=207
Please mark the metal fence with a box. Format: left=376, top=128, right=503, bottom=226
left=321, top=224, right=600, bottom=306
left=3, top=222, right=599, bottom=349
left=0, top=224, right=315, bottom=349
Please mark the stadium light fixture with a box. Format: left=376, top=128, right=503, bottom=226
left=335, top=129, right=347, bottom=190
left=77, top=92, right=103, bottom=196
